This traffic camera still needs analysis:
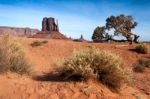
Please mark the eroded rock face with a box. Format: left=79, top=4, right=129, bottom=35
left=42, top=17, right=59, bottom=32
left=0, top=26, right=39, bottom=37
left=34, top=17, right=68, bottom=39
left=0, top=17, right=67, bottom=39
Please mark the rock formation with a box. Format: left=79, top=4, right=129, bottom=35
left=80, top=35, right=84, bottom=41
left=33, top=17, right=68, bottom=39
left=73, top=35, right=86, bottom=42
left=0, top=17, right=67, bottom=39
left=0, top=26, right=39, bottom=37
left=42, top=17, right=59, bottom=31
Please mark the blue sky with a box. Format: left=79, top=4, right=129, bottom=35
left=0, top=0, right=150, bottom=41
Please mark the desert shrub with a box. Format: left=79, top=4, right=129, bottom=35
left=139, top=58, right=150, bottom=68
left=133, top=63, right=145, bottom=72
left=30, top=40, right=48, bottom=47
left=42, top=40, right=48, bottom=44
left=30, top=41, right=42, bottom=47
left=134, top=44, right=148, bottom=54
left=0, top=35, right=31, bottom=75
left=133, top=58, right=150, bottom=72
left=55, top=48, right=132, bottom=90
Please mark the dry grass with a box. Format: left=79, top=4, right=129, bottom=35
left=54, top=47, right=132, bottom=91
left=139, top=58, right=150, bottom=68
left=133, top=64, right=145, bottom=72
left=0, top=35, right=31, bottom=75
left=134, top=44, right=148, bottom=54
left=133, top=58, right=150, bottom=72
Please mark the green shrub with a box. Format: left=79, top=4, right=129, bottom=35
left=134, top=44, right=148, bottom=54
left=55, top=48, right=132, bottom=91
left=0, top=35, right=31, bottom=75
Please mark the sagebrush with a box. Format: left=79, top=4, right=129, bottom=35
left=0, top=35, right=31, bottom=75
left=54, top=48, right=132, bottom=91
left=133, top=58, right=150, bottom=72
left=30, top=40, right=48, bottom=47
left=134, top=44, right=148, bottom=54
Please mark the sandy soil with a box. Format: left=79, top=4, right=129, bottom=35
left=0, top=37, right=149, bottom=99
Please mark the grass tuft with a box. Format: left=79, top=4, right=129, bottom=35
left=0, top=35, right=31, bottom=75
left=133, top=58, right=150, bottom=72
left=134, top=44, right=148, bottom=54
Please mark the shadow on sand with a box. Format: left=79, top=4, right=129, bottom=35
left=32, top=71, right=82, bottom=82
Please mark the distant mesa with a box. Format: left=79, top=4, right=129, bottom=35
left=0, top=17, right=68, bottom=39
left=33, top=17, right=68, bottom=39
left=0, top=26, right=39, bottom=37
left=0, top=17, right=88, bottom=41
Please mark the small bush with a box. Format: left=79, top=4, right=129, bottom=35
left=133, top=64, right=145, bottom=72
left=133, top=58, right=150, bottom=72
left=0, top=35, right=31, bottom=75
left=42, top=40, right=48, bottom=44
left=55, top=48, right=132, bottom=91
left=139, top=58, right=150, bottom=68
left=134, top=44, right=148, bottom=54
left=30, top=40, right=48, bottom=47
left=30, top=41, right=42, bottom=47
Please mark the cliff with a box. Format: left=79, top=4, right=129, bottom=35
left=42, top=17, right=59, bottom=31
left=0, top=26, right=39, bottom=37
left=0, top=17, right=67, bottom=39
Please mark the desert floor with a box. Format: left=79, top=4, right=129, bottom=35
left=0, top=37, right=149, bottom=99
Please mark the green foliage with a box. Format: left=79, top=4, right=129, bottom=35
left=0, top=35, right=31, bottom=75
left=92, top=14, right=139, bottom=42
left=92, top=26, right=105, bottom=42
left=105, top=15, right=138, bottom=42
left=134, top=44, right=148, bottom=54
left=106, top=15, right=137, bottom=35
left=55, top=48, right=132, bottom=91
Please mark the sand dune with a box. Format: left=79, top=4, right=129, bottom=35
left=0, top=37, right=149, bottom=99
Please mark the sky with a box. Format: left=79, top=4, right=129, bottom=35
left=0, top=0, right=150, bottom=41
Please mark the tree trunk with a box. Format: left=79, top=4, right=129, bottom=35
left=133, top=35, right=140, bottom=43
left=125, top=33, right=139, bottom=43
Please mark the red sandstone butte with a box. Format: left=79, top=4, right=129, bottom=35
left=33, top=17, right=68, bottom=39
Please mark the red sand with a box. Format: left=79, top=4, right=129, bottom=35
left=0, top=37, right=149, bottom=99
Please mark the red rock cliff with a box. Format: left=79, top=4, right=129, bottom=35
left=33, top=17, right=68, bottom=39
left=0, top=26, right=39, bottom=37
left=42, top=17, right=59, bottom=32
